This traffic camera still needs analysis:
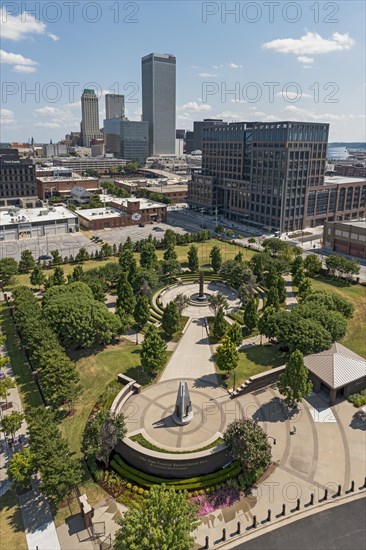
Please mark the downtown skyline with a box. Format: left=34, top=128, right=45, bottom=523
left=0, top=1, right=365, bottom=143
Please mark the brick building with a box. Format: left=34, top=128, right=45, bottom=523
left=36, top=175, right=100, bottom=200
left=323, top=220, right=366, bottom=258
left=76, top=197, right=167, bottom=230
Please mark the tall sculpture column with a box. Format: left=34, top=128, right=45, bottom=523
left=173, top=382, right=193, bottom=425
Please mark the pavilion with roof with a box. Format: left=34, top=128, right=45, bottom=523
left=304, top=342, right=366, bottom=405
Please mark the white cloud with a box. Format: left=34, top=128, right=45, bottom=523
left=263, top=32, right=355, bottom=62
left=13, top=64, right=37, bottom=73
left=1, top=108, right=15, bottom=125
left=198, top=72, right=218, bottom=78
left=178, top=102, right=212, bottom=112
left=0, top=49, right=38, bottom=72
left=34, top=106, right=62, bottom=116
left=297, top=56, right=314, bottom=64
left=0, top=7, right=60, bottom=42
left=275, top=91, right=312, bottom=100
left=229, top=99, right=247, bottom=104
left=48, top=33, right=60, bottom=42
left=34, top=122, right=62, bottom=129
left=212, top=64, right=224, bottom=69
left=228, top=63, right=242, bottom=69
left=283, top=105, right=366, bottom=122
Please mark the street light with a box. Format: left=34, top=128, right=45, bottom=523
left=267, top=435, right=276, bottom=445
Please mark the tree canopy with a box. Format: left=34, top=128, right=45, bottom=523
left=278, top=350, right=312, bottom=406
left=82, top=410, right=126, bottom=467
left=114, top=485, right=199, bottom=550
left=224, top=418, right=272, bottom=471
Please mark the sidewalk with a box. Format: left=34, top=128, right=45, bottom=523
left=0, top=309, right=61, bottom=550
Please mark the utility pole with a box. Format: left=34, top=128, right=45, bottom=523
left=199, top=207, right=205, bottom=229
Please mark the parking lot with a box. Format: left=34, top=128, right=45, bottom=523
left=0, top=223, right=187, bottom=261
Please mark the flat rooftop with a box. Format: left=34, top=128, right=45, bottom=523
left=334, top=220, right=366, bottom=229
left=76, top=207, right=125, bottom=221
left=99, top=195, right=166, bottom=209
left=37, top=175, right=97, bottom=182
left=324, top=175, right=366, bottom=185
left=0, top=206, right=77, bottom=226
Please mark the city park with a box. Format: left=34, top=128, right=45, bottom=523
left=0, top=230, right=365, bottom=549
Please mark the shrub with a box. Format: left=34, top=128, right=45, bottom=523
left=133, top=485, right=138, bottom=493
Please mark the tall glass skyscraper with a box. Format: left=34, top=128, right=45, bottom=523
left=141, top=53, right=176, bottom=156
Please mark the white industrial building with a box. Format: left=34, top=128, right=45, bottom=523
left=0, top=206, right=79, bottom=241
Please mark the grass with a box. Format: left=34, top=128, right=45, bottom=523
left=226, top=344, right=288, bottom=388
left=159, top=316, right=190, bottom=343
left=0, top=490, right=27, bottom=550
left=13, top=257, right=119, bottom=287
left=311, top=277, right=366, bottom=358
left=60, top=341, right=143, bottom=456
left=130, top=433, right=223, bottom=454
left=0, top=303, right=43, bottom=411
left=12, top=239, right=256, bottom=289
left=54, top=476, right=109, bottom=528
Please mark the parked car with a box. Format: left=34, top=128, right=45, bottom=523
left=138, top=223, right=145, bottom=228
left=153, top=227, right=164, bottom=232
left=38, top=255, right=53, bottom=262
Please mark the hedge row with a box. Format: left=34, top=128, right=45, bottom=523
left=111, top=453, right=241, bottom=491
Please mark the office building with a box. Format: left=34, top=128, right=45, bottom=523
left=188, top=121, right=366, bottom=232
left=0, top=148, right=39, bottom=208
left=185, top=119, right=223, bottom=153
left=104, top=118, right=149, bottom=165
left=142, top=53, right=176, bottom=155
left=81, top=89, right=102, bottom=147
left=105, top=94, right=125, bottom=120
left=42, top=144, right=68, bottom=157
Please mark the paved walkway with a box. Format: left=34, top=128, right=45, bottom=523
left=0, top=300, right=61, bottom=550
left=192, top=387, right=366, bottom=548
left=284, top=274, right=298, bottom=309
left=159, top=317, right=218, bottom=383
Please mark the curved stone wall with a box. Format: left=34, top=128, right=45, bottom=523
left=115, top=439, right=232, bottom=479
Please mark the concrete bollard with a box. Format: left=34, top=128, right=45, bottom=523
left=296, top=498, right=300, bottom=511
left=282, top=504, right=286, bottom=516
left=222, top=528, right=226, bottom=542
left=324, top=488, right=328, bottom=501
left=337, top=484, right=342, bottom=497
left=309, top=493, right=314, bottom=506
left=267, top=509, right=271, bottom=522
left=204, top=535, right=209, bottom=549
left=237, top=521, right=241, bottom=535
left=252, top=515, right=257, bottom=528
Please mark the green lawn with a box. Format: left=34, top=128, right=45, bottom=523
left=13, top=239, right=256, bottom=288
left=60, top=340, right=142, bottom=456
left=311, top=277, right=366, bottom=358
left=226, top=344, right=288, bottom=389
left=155, top=239, right=256, bottom=267
left=0, top=304, right=42, bottom=410
left=0, top=490, right=27, bottom=550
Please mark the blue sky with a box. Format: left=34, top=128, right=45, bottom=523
left=1, top=0, right=365, bottom=143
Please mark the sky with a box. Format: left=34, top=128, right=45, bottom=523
left=0, top=0, right=365, bottom=143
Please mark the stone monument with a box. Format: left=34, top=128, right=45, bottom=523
left=173, top=381, right=193, bottom=425
left=197, top=271, right=206, bottom=301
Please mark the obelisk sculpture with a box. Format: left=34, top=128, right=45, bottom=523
left=197, top=271, right=206, bottom=301
left=173, top=382, right=193, bottom=425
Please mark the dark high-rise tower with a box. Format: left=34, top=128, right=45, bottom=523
left=142, top=53, right=176, bottom=156
left=105, top=94, right=125, bottom=120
